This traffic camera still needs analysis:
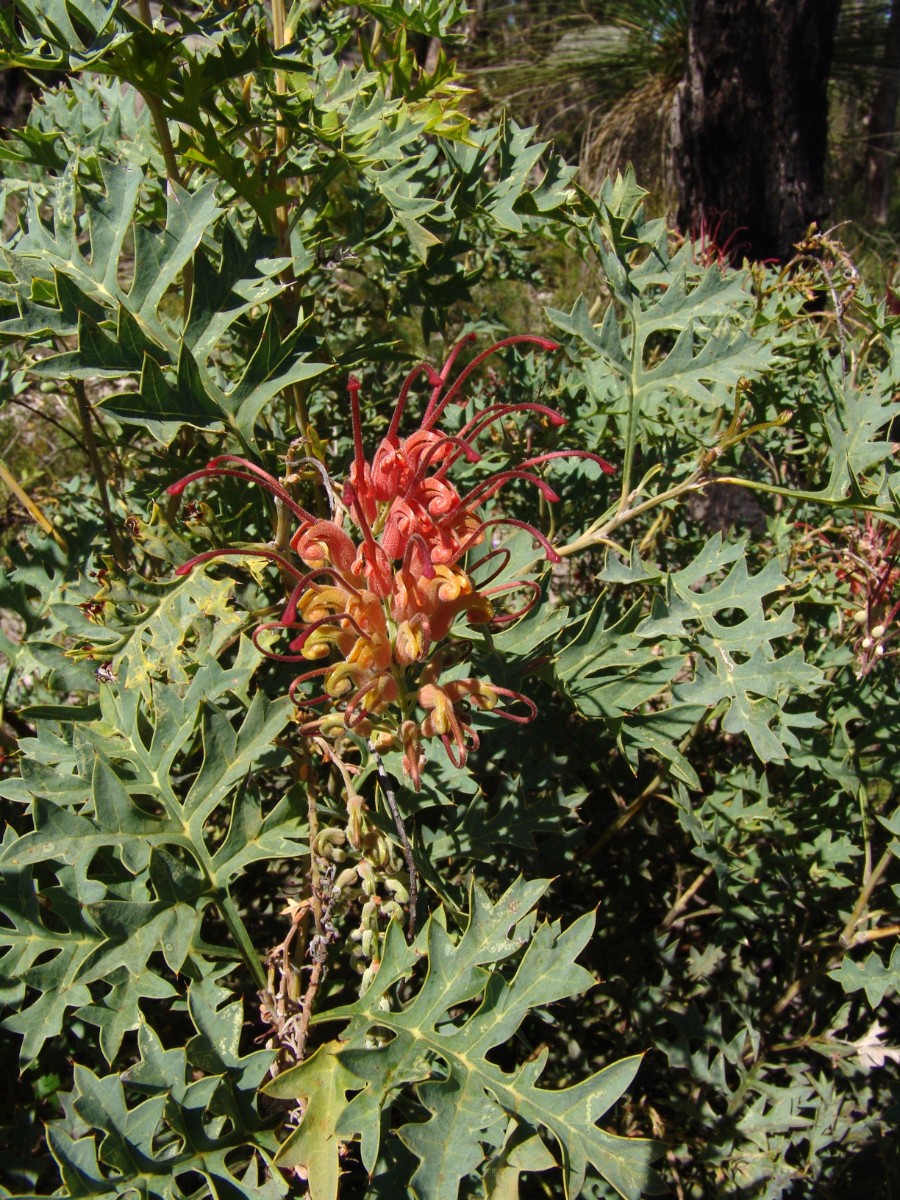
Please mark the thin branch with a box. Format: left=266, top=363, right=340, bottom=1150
left=840, top=846, right=895, bottom=947
left=296, top=755, right=325, bottom=1058
left=767, top=847, right=896, bottom=1021
left=135, top=0, right=193, bottom=315
left=8, top=395, right=89, bottom=455
left=661, top=863, right=716, bottom=930
left=135, top=0, right=183, bottom=185
left=853, top=922, right=900, bottom=945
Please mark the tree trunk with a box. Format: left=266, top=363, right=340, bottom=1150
left=672, top=0, right=842, bottom=263
left=865, top=0, right=900, bottom=225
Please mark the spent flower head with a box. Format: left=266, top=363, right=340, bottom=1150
left=168, top=335, right=613, bottom=787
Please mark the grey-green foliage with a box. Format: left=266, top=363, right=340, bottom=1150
left=568, top=533, right=822, bottom=767
left=1, top=0, right=900, bottom=1198
left=0, top=572, right=300, bottom=1065
left=46, top=975, right=285, bottom=1200
left=0, top=3, right=656, bottom=1199
left=265, top=878, right=663, bottom=1200
left=0, top=158, right=327, bottom=444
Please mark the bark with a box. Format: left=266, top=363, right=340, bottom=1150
left=865, top=0, right=900, bottom=225
left=672, top=0, right=842, bottom=263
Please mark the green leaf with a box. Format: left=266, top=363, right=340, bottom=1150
left=355, top=0, right=470, bottom=38
left=221, top=311, right=330, bottom=442
left=100, top=349, right=224, bottom=442
left=263, top=1041, right=360, bottom=1200
left=640, top=535, right=822, bottom=760
left=42, top=1009, right=285, bottom=1200
left=482, top=1126, right=557, bottom=1199
left=822, top=367, right=899, bottom=500
left=829, top=944, right=900, bottom=1008
left=266, top=878, right=663, bottom=1200
left=77, top=966, right=177, bottom=1063
left=555, top=598, right=703, bottom=786
left=0, top=0, right=128, bottom=70
left=565, top=536, right=822, bottom=766
left=0, top=850, right=99, bottom=1063
left=0, top=587, right=297, bottom=1062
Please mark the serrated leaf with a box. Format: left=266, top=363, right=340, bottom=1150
left=220, top=310, right=330, bottom=442
left=0, top=612, right=296, bottom=1062
left=115, top=571, right=247, bottom=699
left=568, top=536, right=822, bottom=765
left=265, top=1042, right=360, bottom=1200
left=482, top=1125, right=556, bottom=1199
left=0, top=855, right=100, bottom=1063
left=548, top=253, right=771, bottom=418
left=829, top=944, right=900, bottom=1008
left=266, top=878, right=663, bottom=1200
left=823, top=369, right=899, bottom=500
left=77, top=966, right=177, bottom=1063
left=0, top=0, right=127, bottom=70
left=555, top=598, right=702, bottom=784
left=42, top=1008, right=285, bottom=1200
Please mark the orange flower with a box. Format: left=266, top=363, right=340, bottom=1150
left=168, top=336, right=614, bottom=787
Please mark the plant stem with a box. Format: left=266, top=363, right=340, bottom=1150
left=135, top=0, right=193, bottom=315
left=557, top=474, right=707, bottom=559
left=767, top=846, right=895, bottom=1020
left=839, top=846, right=894, bottom=947
left=295, top=769, right=325, bottom=1059
left=854, top=922, right=900, bottom=944
left=9, top=395, right=89, bottom=455
left=219, top=891, right=268, bottom=991
left=135, top=0, right=184, bottom=186
left=617, top=300, right=642, bottom=513
left=72, top=381, right=128, bottom=569
left=661, top=863, right=716, bottom=930
left=271, top=0, right=290, bottom=238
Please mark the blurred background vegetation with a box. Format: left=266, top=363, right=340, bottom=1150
left=461, top=0, right=899, bottom=276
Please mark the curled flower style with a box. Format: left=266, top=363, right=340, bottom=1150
left=168, top=335, right=614, bottom=787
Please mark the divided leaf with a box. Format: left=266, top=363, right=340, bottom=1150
left=0, top=586, right=299, bottom=1063
left=43, top=1003, right=283, bottom=1200
left=265, top=878, right=663, bottom=1200
left=559, top=535, right=823, bottom=771
left=830, top=944, right=900, bottom=1008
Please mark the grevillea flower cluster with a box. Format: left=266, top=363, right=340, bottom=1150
left=168, top=335, right=613, bottom=787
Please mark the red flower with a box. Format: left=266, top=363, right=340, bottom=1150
left=168, top=335, right=614, bottom=786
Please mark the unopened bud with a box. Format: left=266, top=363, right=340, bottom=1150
left=357, top=860, right=377, bottom=895
left=394, top=616, right=429, bottom=665
left=384, top=877, right=409, bottom=903
left=319, top=712, right=347, bottom=737
left=314, top=827, right=347, bottom=859
left=346, top=791, right=365, bottom=849
left=335, top=866, right=359, bottom=892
